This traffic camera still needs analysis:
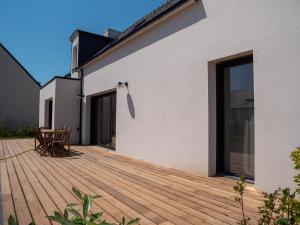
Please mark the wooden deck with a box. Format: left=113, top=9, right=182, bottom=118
left=0, top=139, right=262, bottom=225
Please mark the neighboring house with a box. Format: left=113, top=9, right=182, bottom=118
left=39, top=0, right=300, bottom=191
left=0, top=43, right=40, bottom=131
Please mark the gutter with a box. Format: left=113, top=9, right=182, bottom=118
left=79, top=69, right=83, bottom=145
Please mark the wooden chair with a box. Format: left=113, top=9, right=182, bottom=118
left=51, top=127, right=71, bottom=154
left=58, top=126, right=71, bottom=151
left=34, top=127, right=52, bottom=156
left=64, top=127, right=71, bottom=151
left=33, top=127, right=41, bottom=152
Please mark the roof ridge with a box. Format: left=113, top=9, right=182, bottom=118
left=120, top=0, right=179, bottom=37
left=77, top=0, right=193, bottom=68
left=0, top=43, right=41, bottom=87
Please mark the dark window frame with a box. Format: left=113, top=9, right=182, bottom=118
left=48, top=100, right=53, bottom=129
left=90, top=91, right=116, bottom=149
left=216, top=55, right=254, bottom=179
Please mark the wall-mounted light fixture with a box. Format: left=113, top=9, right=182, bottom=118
left=118, top=81, right=128, bottom=88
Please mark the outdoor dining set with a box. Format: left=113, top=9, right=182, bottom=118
left=33, top=127, right=71, bottom=156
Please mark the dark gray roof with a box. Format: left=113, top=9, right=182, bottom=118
left=70, top=29, right=112, bottom=42
left=78, top=0, right=195, bottom=68
left=119, top=0, right=191, bottom=39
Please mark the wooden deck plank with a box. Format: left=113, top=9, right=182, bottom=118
left=82, top=146, right=262, bottom=204
left=14, top=141, right=68, bottom=214
left=26, top=148, right=121, bottom=224
left=12, top=140, right=60, bottom=225
left=78, top=157, right=242, bottom=224
left=0, top=140, right=16, bottom=225
left=73, top=146, right=260, bottom=218
left=2, top=140, right=33, bottom=225
left=47, top=156, right=157, bottom=225
left=19, top=139, right=155, bottom=225
left=7, top=140, right=51, bottom=225
left=62, top=156, right=195, bottom=225
left=67, top=155, right=223, bottom=225
left=0, top=139, right=262, bottom=225
left=77, top=150, right=260, bottom=224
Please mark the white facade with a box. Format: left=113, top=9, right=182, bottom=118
left=39, top=78, right=80, bottom=144
left=0, top=44, right=40, bottom=129
left=40, top=0, right=300, bottom=191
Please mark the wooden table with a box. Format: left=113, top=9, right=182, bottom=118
left=41, top=129, right=71, bottom=152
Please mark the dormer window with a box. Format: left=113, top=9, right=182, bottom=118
left=72, top=45, right=78, bottom=69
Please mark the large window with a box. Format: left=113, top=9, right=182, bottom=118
left=90, top=92, right=116, bottom=149
left=217, top=56, right=254, bottom=179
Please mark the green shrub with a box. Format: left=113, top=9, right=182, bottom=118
left=8, top=187, right=140, bottom=225
left=24, top=127, right=34, bottom=137
left=234, top=147, right=300, bottom=225
left=8, top=215, right=34, bottom=225
left=233, top=176, right=250, bottom=225
left=291, top=147, right=300, bottom=191
left=0, top=125, right=34, bottom=138
left=15, top=128, right=24, bottom=137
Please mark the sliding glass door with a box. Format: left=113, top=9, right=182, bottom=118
left=217, top=56, right=254, bottom=179
left=90, top=92, right=116, bottom=149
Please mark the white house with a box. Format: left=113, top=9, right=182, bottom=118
left=39, top=0, right=300, bottom=192
left=0, top=43, right=40, bottom=130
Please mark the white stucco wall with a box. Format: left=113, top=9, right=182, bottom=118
left=81, top=0, right=300, bottom=191
left=0, top=46, right=40, bottom=129
left=55, top=78, right=81, bottom=144
left=39, top=78, right=80, bottom=144
left=39, top=80, right=56, bottom=128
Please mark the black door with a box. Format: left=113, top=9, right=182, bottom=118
left=217, top=56, right=254, bottom=179
left=90, top=92, right=116, bottom=149
left=48, top=100, right=53, bottom=129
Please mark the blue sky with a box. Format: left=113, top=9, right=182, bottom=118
left=0, top=0, right=165, bottom=85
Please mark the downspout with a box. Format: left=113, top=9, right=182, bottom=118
left=79, top=68, right=83, bottom=145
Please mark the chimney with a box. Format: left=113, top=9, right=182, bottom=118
left=104, top=28, right=121, bottom=39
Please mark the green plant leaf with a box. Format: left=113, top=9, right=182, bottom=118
left=98, top=220, right=114, bottom=225
left=126, top=218, right=140, bottom=225
left=86, top=222, right=98, bottom=225
left=72, top=216, right=84, bottom=224
left=64, top=209, right=69, bottom=220
left=8, top=215, right=17, bottom=225
left=67, top=207, right=82, bottom=219
left=119, top=217, right=125, bottom=225
left=47, top=215, right=74, bottom=225
left=90, top=212, right=104, bottom=222
left=93, top=212, right=103, bottom=218
left=92, top=194, right=102, bottom=199
left=83, top=195, right=92, bottom=218
left=72, top=187, right=83, bottom=200
left=54, top=211, right=63, bottom=218
left=47, top=215, right=62, bottom=222
left=67, top=203, right=78, bottom=208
